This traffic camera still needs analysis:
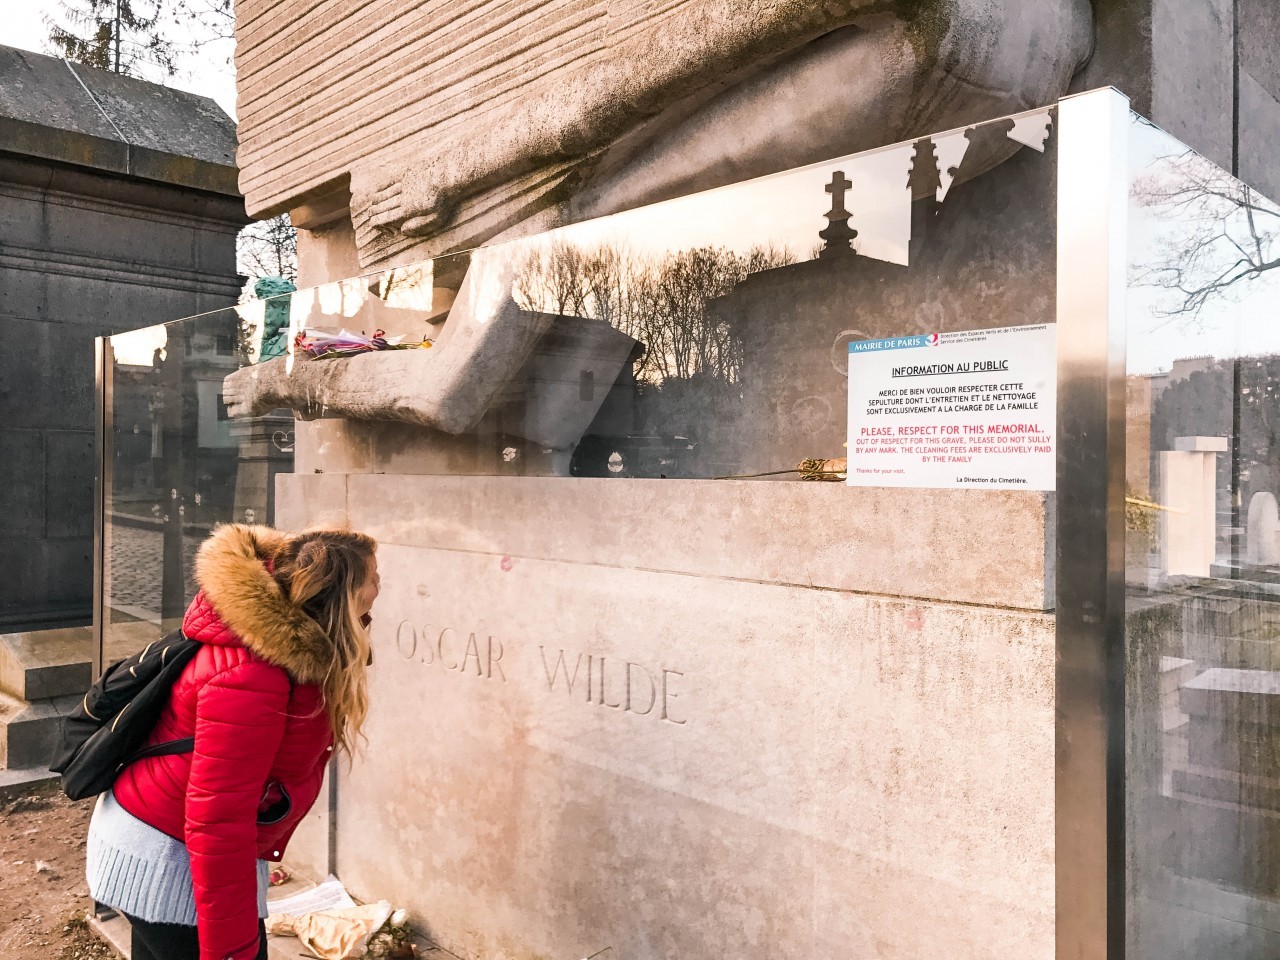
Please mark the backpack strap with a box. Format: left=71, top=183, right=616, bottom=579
left=118, top=736, right=195, bottom=772
left=113, top=633, right=199, bottom=772
left=111, top=643, right=297, bottom=775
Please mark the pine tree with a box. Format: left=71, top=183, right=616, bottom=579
left=45, top=0, right=178, bottom=78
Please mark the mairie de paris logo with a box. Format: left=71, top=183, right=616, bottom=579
left=926, top=333, right=940, bottom=346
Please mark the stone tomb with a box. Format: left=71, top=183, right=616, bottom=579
left=279, top=475, right=1055, bottom=960
left=1174, top=667, right=1280, bottom=894
left=1248, top=492, right=1280, bottom=568
left=0, top=44, right=244, bottom=631
left=1159, top=437, right=1228, bottom=579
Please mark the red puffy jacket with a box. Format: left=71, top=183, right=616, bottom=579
left=114, top=525, right=337, bottom=960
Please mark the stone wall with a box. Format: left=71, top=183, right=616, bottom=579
left=237, top=0, right=1280, bottom=269
left=1237, top=0, right=1280, bottom=199
left=278, top=475, right=1056, bottom=959
left=236, top=0, right=1091, bottom=268
left=1076, top=0, right=1280, bottom=198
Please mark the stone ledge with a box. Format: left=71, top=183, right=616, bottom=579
left=87, top=912, right=129, bottom=959
left=0, top=117, right=240, bottom=196
left=0, top=153, right=248, bottom=227
left=0, top=44, right=240, bottom=197
left=0, top=691, right=79, bottom=769
left=328, top=474, right=1055, bottom=610
left=0, top=625, right=93, bottom=701
left=0, top=765, right=58, bottom=798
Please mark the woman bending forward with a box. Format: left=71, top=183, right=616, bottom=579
left=86, top=524, right=380, bottom=960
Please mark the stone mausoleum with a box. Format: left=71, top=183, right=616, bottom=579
left=0, top=44, right=244, bottom=630
left=86, top=2, right=1280, bottom=959
left=0, top=45, right=244, bottom=770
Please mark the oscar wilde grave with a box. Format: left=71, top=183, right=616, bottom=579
left=90, top=0, right=1280, bottom=950
left=276, top=473, right=1056, bottom=960
left=227, top=60, right=1070, bottom=956
left=231, top=96, right=1073, bottom=958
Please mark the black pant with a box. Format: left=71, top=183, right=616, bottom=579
left=126, top=913, right=268, bottom=960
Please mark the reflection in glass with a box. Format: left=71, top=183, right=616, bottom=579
left=105, top=310, right=296, bottom=664
left=102, top=105, right=1059, bottom=663
left=218, top=108, right=1056, bottom=480
left=1126, top=113, right=1280, bottom=960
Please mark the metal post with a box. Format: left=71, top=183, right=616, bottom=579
left=93, top=338, right=105, bottom=679
left=159, top=325, right=188, bottom=622
left=113, top=0, right=121, bottom=74
left=92, top=337, right=114, bottom=679
left=1055, top=87, right=1131, bottom=960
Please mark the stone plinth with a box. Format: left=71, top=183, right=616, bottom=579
left=1159, top=439, right=1226, bottom=579
left=0, top=627, right=92, bottom=701
left=277, top=474, right=1054, bottom=959
left=1172, top=667, right=1280, bottom=895
left=1178, top=592, right=1280, bottom=671
left=230, top=414, right=296, bottom=526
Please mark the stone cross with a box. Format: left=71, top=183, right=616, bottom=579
left=908, top=137, right=943, bottom=199
left=819, top=169, right=857, bottom=259
left=825, top=171, right=852, bottom=219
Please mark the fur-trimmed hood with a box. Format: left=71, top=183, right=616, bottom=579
left=188, top=524, right=333, bottom=684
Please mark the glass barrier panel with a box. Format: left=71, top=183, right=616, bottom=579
left=102, top=103, right=1060, bottom=957
left=213, top=108, right=1058, bottom=481
left=106, top=108, right=1060, bottom=659
left=1126, top=112, right=1280, bottom=958
left=103, top=310, right=296, bottom=660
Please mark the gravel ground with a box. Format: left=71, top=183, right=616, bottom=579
left=0, top=786, right=113, bottom=960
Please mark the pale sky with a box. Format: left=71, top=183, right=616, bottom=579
left=1126, top=117, right=1280, bottom=375
left=6, top=2, right=237, bottom=117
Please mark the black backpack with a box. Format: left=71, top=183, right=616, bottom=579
left=51, top=630, right=202, bottom=801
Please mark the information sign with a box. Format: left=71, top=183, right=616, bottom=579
left=846, top=324, right=1056, bottom=490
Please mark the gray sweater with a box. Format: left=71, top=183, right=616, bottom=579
left=86, top=790, right=270, bottom=925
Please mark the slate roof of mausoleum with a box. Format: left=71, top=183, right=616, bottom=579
left=0, top=44, right=240, bottom=196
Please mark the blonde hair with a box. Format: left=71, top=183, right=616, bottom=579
left=270, top=529, right=376, bottom=756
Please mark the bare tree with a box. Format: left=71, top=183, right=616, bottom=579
left=171, top=0, right=233, bottom=65
left=46, top=0, right=179, bottom=76
left=513, top=240, right=794, bottom=385
left=514, top=240, right=593, bottom=318
left=175, top=0, right=231, bottom=38
left=1133, top=149, right=1280, bottom=327
left=238, top=214, right=298, bottom=284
